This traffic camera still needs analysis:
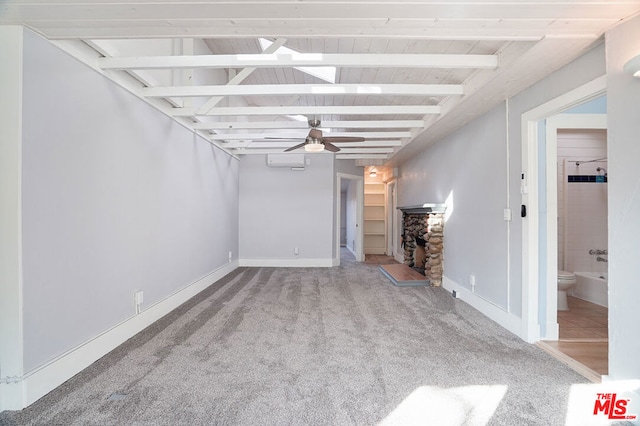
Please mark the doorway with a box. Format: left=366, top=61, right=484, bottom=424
left=521, top=77, right=609, bottom=380
left=336, top=173, right=364, bottom=265
left=521, top=76, right=607, bottom=343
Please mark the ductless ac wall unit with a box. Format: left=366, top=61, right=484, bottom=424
left=266, top=153, right=305, bottom=168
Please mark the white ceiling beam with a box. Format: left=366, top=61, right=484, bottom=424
left=196, top=37, right=286, bottom=115
left=326, top=148, right=395, bottom=154
left=143, top=84, right=464, bottom=98
left=172, top=105, right=440, bottom=117
left=334, top=154, right=391, bottom=160
left=193, top=120, right=426, bottom=130
left=99, top=54, right=497, bottom=71
left=210, top=131, right=412, bottom=140
left=231, top=148, right=394, bottom=155
left=227, top=140, right=403, bottom=149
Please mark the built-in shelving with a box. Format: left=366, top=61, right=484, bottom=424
left=364, top=182, right=386, bottom=255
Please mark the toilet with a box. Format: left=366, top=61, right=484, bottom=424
left=557, top=270, right=577, bottom=311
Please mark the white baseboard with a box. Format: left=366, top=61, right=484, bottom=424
left=394, top=253, right=404, bottom=264
left=442, top=276, right=522, bottom=338
left=238, top=258, right=334, bottom=267
left=2, top=261, right=238, bottom=411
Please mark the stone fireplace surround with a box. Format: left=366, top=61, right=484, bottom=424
left=399, top=205, right=445, bottom=286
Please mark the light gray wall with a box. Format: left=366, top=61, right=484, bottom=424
left=399, top=104, right=510, bottom=308
left=20, top=30, right=239, bottom=372
left=398, top=43, right=606, bottom=319
left=335, top=159, right=363, bottom=176
left=605, top=15, right=640, bottom=382
left=238, top=154, right=334, bottom=261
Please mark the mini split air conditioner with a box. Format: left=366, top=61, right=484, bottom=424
left=266, top=153, right=305, bottom=168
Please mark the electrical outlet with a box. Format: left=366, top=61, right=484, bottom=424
left=470, top=275, right=476, bottom=287
left=228, top=251, right=232, bottom=263
left=452, top=290, right=459, bottom=298
left=294, top=247, right=299, bottom=255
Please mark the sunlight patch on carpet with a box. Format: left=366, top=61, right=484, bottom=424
left=380, top=384, right=507, bottom=426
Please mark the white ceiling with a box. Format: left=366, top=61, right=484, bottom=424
left=3, top=1, right=639, bottom=164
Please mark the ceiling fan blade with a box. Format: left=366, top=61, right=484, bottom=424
left=323, top=136, right=365, bottom=143
left=323, top=142, right=341, bottom=152
left=284, top=141, right=308, bottom=152
left=266, top=137, right=304, bottom=140
left=309, top=128, right=323, bottom=139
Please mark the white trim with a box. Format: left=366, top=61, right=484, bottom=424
left=0, top=26, right=26, bottom=413
left=520, top=75, right=606, bottom=343
left=2, top=262, right=238, bottom=410
left=386, top=180, right=397, bottom=257
left=239, top=258, right=335, bottom=267
left=442, top=276, right=522, bottom=337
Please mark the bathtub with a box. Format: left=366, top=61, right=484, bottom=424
left=572, top=272, right=608, bottom=308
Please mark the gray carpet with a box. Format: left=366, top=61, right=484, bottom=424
left=1, top=250, right=589, bottom=425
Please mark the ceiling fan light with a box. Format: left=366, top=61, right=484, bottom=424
left=305, top=143, right=325, bottom=152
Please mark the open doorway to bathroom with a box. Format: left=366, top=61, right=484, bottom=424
left=541, top=98, right=609, bottom=381
left=556, top=126, right=608, bottom=338
left=520, top=77, right=609, bottom=381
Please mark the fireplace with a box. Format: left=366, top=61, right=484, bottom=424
left=398, top=204, right=446, bottom=286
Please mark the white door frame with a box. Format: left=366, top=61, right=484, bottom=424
left=521, top=75, right=607, bottom=343
left=336, top=173, right=364, bottom=264
left=386, top=179, right=398, bottom=258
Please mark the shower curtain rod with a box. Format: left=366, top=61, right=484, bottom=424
left=575, top=157, right=607, bottom=166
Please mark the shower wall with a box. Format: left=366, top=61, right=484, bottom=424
left=557, top=129, right=608, bottom=273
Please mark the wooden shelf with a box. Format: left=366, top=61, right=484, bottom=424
left=364, top=182, right=386, bottom=255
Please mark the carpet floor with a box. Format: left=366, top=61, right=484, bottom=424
left=1, top=250, right=590, bottom=425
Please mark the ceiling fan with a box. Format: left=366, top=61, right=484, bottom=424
left=280, top=119, right=365, bottom=153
